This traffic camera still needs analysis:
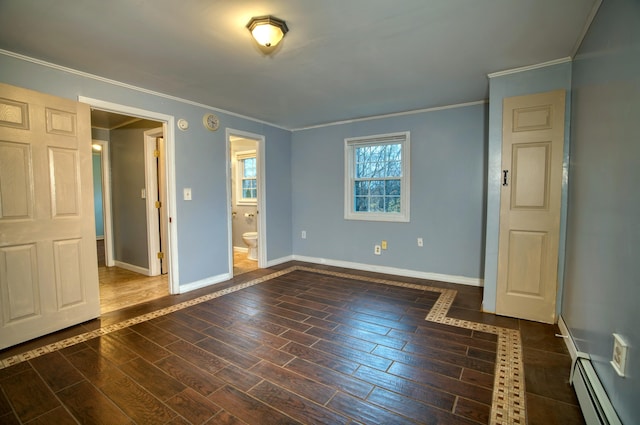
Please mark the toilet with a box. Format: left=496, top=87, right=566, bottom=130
left=242, top=231, right=258, bottom=261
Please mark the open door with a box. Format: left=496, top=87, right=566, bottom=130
left=0, top=83, right=100, bottom=349
left=157, top=136, right=168, bottom=274
left=144, top=128, right=168, bottom=276
left=496, top=89, right=565, bottom=324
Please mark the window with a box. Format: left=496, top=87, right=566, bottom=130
left=236, top=150, right=257, bottom=205
left=344, top=132, right=410, bottom=222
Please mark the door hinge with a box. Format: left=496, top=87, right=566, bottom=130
left=157, top=252, right=164, bottom=259
left=154, top=149, right=160, bottom=158
left=155, top=201, right=162, bottom=208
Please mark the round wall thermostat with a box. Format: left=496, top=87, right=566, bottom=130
left=177, top=119, right=189, bottom=130
left=203, top=113, right=219, bottom=131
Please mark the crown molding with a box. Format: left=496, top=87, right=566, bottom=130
left=0, top=49, right=289, bottom=131
left=292, top=100, right=488, bottom=132
left=487, top=57, right=572, bottom=79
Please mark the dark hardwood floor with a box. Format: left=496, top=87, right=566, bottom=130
left=0, top=262, right=583, bottom=424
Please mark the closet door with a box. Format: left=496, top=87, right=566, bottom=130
left=496, top=89, right=565, bottom=324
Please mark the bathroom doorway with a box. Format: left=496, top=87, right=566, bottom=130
left=227, top=129, right=265, bottom=276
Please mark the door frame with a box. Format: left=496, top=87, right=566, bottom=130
left=79, top=96, right=179, bottom=294
left=92, top=138, right=115, bottom=267
left=225, top=128, right=266, bottom=275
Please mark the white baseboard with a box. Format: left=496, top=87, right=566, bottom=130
left=113, top=261, right=150, bottom=276
left=265, top=255, right=294, bottom=268
left=234, top=246, right=248, bottom=253
left=558, top=315, right=578, bottom=362
left=291, top=255, right=483, bottom=286
left=178, top=272, right=231, bottom=294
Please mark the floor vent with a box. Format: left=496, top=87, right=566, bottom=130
left=572, top=357, right=622, bottom=425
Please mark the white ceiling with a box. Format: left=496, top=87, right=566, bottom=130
left=0, top=0, right=598, bottom=130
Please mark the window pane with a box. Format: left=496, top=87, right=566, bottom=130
left=370, top=180, right=384, bottom=196
left=242, top=178, right=257, bottom=200
left=356, top=161, right=368, bottom=178
left=243, top=158, right=256, bottom=178
left=385, top=179, right=401, bottom=196
left=371, top=159, right=385, bottom=178
left=369, top=196, right=385, bottom=212
left=386, top=144, right=401, bottom=161
left=355, top=181, right=369, bottom=196
left=386, top=160, right=401, bottom=177
left=242, top=179, right=256, bottom=190
left=355, top=196, right=369, bottom=211
left=386, top=196, right=401, bottom=212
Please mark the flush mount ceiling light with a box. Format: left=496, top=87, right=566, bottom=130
left=246, top=15, right=288, bottom=47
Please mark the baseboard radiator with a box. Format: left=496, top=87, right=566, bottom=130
left=572, top=357, right=622, bottom=425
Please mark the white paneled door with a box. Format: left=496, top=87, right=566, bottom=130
left=496, top=89, right=565, bottom=324
left=0, top=83, right=100, bottom=349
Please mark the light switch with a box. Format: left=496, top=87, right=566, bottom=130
left=141, top=188, right=146, bottom=199
left=183, top=188, right=192, bottom=201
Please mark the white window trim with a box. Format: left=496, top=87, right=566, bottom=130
left=344, top=131, right=410, bottom=222
left=235, top=149, right=257, bottom=206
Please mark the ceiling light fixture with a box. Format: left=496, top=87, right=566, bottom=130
left=246, top=15, right=288, bottom=48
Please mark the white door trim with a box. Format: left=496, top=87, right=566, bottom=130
left=92, top=139, right=114, bottom=267
left=144, top=128, right=163, bottom=276
left=78, top=96, right=179, bottom=294
left=225, top=128, right=266, bottom=275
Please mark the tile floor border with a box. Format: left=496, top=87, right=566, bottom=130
left=0, top=265, right=525, bottom=424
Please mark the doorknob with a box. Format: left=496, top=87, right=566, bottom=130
left=503, top=170, right=509, bottom=186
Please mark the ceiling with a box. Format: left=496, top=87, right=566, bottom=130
left=90, top=109, right=143, bottom=130
left=0, top=0, right=598, bottom=130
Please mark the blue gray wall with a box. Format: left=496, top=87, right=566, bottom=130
left=483, top=62, right=572, bottom=313
left=92, top=152, right=104, bottom=238
left=562, top=0, right=640, bottom=422
left=292, top=103, right=487, bottom=281
left=0, top=52, right=292, bottom=288
left=110, top=124, right=159, bottom=269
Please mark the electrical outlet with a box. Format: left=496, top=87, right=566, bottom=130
left=417, top=237, right=423, bottom=247
left=611, top=333, right=629, bottom=377
left=374, top=245, right=381, bottom=255
left=301, top=230, right=307, bottom=239
left=381, top=240, right=387, bottom=250
left=183, top=188, right=192, bottom=201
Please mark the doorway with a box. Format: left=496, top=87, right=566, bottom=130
left=227, top=129, right=265, bottom=276
left=86, top=102, right=176, bottom=313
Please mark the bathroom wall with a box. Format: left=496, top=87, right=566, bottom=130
left=231, top=138, right=258, bottom=249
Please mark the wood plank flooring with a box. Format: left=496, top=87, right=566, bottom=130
left=99, top=246, right=257, bottom=314
left=0, top=262, right=583, bottom=425
left=99, top=267, right=170, bottom=314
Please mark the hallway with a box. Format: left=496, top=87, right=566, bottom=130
left=98, top=241, right=259, bottom=313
